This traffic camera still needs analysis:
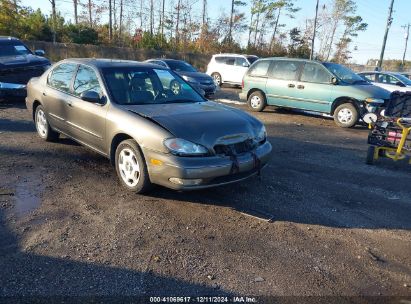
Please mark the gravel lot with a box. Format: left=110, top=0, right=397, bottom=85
left=0, top=87, right=411, bottom=298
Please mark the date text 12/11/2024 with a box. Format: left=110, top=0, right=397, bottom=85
left=149, top=296, right=257, bottom=303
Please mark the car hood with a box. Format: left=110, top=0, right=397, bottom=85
left=341, top=83, right=391, bottom=99
left=122, top=101, right=263, bottom=147
left=0, top=54, right=50, bottom=69
left=176, top=71, right=214, bottom=83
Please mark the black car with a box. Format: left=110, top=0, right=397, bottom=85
left=0, top=36, right=50, bottom=100
left=145, top=58, right=217, bottom=97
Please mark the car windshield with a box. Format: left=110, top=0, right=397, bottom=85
left=246, top=56, right=259, bottom=64
left=102, top=67, right=205, bottom=105
left=166, top=61, right=197, bottom=72
left=323, top=62, right=367, bottom=84
left=0, top=41, right=32, bottom=57
left=393, top=73, right=411, bottom=86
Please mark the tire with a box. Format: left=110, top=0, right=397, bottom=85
left=115, top=139, right=152, bottom=194
left=34, top=105, right=59, bottom=141
left=366, top=146, right=376, bottom=165
left=247, top=91, right=266, bottom=112
left=333, top=103, right=359, bottom=128
left=211, top=72, right=222, bottom=86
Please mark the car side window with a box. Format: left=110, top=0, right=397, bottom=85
left=379, top=74, right=399, bottom=84
left=225, top=58, right=235, bottom=65
left=361, top=73, right=375, bottom=82
left=269, top=61, right=302, bottom=80
left=215, top=56, right=226, bottom=64
left=73, top=65, right=102, bottom=97
left=235, top=57, right=247, bottom=67
left=249, top=61, right=270, bottom=77
left=300, top=63, right=331, bottom=84
left=48, top=63, right=78, bottom=93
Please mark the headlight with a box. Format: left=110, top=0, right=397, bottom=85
left=255, top=126, right=266, bottom=143
left=164, top=138, right=208, bottom=156
left=182, top=75, right=198, bottom=84
left=364, top=98, right=384, bottom=104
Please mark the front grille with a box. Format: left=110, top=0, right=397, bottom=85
left=0, top=65, right=45, bottom=84
left=214, top=139, right=256, bottom=156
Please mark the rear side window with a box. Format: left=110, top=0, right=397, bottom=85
left=73, top=65, right=101, bottom=96
left=214, top=56, right=226, bottom=64
left=48, top=63, right=78, bottom=93
left=249, top=61, right=270, bottom=77
left=300, top=62, right=331, bottom=84
left=269, top=61, right=302, bottom=80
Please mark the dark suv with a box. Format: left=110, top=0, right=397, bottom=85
left=0, top=36, right=50, bottom=100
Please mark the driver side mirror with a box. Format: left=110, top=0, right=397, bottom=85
left=242, top=62, right=250, bottom=67
left=34, top=49, right=45, bottom=56
left=80, top=91, right=103, bottom=104
left=395, top=81, right=405, bottom=87
left=331, top=77, right=338, bottom=85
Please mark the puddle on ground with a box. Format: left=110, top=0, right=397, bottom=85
left=13, top=174, right=44, bottom=219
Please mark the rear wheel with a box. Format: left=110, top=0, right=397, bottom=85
left=115, top=139, right=152, bottom=194
left=333, top=103, right=358, bottom=128
left=35, top=105, right=59, bottom=141
left=366, top=146, right=376, bottom=165
left=247, top=91, right=266, bottom=112
left=211, top=73, right=222, bottom=86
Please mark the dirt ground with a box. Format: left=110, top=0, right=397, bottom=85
left=0, top=87, right=411, bottom=300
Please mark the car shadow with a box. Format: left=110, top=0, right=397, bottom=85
left=0, top=209, right=229, bottom=297
left=0, top=98, right=26, bottom=109
left=0, top=118, right=35, bottom=132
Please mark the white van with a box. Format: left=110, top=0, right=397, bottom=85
left=206, top=54, right=258, bottom=86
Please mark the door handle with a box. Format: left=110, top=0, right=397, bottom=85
left=288, top=83, right=295, bottom=88
left=42, top=92, right=47, bottom=96
left=67, top=101, right=73, bottom=107
left=297, top=85, right=305, bottom=89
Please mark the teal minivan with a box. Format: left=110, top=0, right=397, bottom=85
left=239, top=58, right=391, bottom=127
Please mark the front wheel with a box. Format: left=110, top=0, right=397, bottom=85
left=115, top=139, right=152, bottom=194
left=333, top=103, right=358, bottom=128
left=247, top=91, right=266, bottom=112
left=35, top=105, right=59, bottom=141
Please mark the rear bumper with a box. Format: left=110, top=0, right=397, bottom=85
left=144, top=141, right=272, bottom=190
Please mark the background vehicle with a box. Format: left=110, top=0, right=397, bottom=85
left=0, top=36, right=50, bottom=100
left=358, top=71, right=411, bottom=92
left=26, top=59, right=272, bottom=193
left=401, top=73, right=411, bottom=80
left=240, top=58, right=390, bottom=128
left=206, top=54, right=258, bottom=87
left=145, top=58, right=216, bottom=97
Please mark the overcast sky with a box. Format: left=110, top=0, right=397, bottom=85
left=20, top=0, right=411, bottom=64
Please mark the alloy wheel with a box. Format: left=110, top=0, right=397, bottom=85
left=118, top=148, right=141, bottom=187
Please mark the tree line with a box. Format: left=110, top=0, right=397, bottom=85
left=0, top=0, right=368, bottom=63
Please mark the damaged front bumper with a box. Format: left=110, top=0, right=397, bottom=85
left=144, top=141, right=272, bottom=190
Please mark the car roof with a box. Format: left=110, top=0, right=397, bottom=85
left=0, top=36, right=21, bottom=41
left=59, top=58, right=165, bottom=69
left=359, top=71, right=402, bottom=76
left=258, top=57, right=324, bottom=64
left=213, top=53, right=257, bottom=57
